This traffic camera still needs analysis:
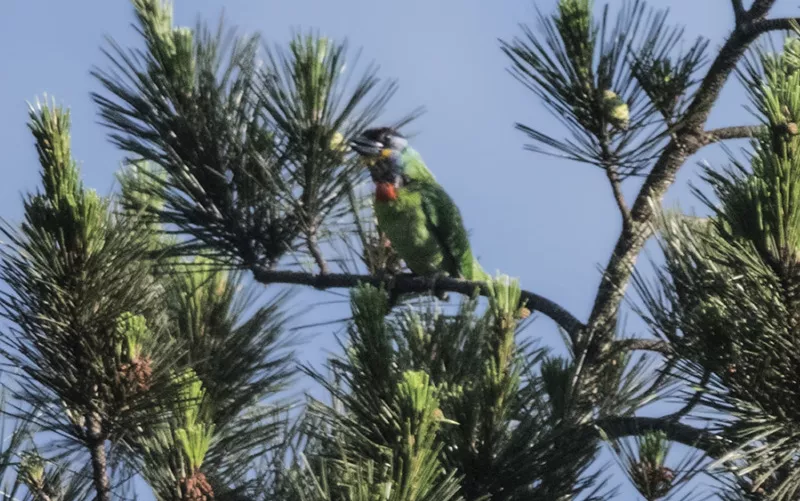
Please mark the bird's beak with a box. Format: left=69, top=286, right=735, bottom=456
left=349, top=135, right=384, bottom=157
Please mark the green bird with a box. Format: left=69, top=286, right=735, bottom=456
left=349, top=127, right=489, bottom=288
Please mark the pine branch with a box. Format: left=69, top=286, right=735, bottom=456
left=86, top=412, right=110, bottom=501
left=249, top=267, right=586, bottom=336
left=613, top=338, right=670, bottom=354
left=666, top=370, right=710, bottom=421
left=704, top=125, right=766, bottom=142
left=751, top=17, right=800, bottom=35
left=606, top=166, right=632, bottom=230
left=594, top=416, right=724, bottom=457
left=746, top=0, right=777, bottom=22
left=306, top=233, right=329, bottom=275
left=583, top=2, right=784, bottom=357
left=731, top=0, right=745, bottom=24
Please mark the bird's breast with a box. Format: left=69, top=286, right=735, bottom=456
left=374, top=182, right=398, bottom=202
left=373, top=189, right=443, bottom=275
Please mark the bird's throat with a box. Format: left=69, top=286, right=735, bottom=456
left=375, top=182, right=398, bottom=202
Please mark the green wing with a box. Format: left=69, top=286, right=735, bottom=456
left=415, top=182, right=482, bottom=280
left=401, top=148, right=437, bottom=183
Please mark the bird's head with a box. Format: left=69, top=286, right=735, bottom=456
left=349, top=127, right=409, bottom=184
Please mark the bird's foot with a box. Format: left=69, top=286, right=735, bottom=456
left=375, top=269, right=401, bottom=312
left=425, top=272, right=450, bottom=302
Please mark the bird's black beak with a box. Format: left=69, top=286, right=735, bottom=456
left=349, top=135, right=384, bottom=157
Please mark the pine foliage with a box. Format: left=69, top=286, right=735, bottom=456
left=4, top=0, right=800, bottom=500
left=635, top=28, right=800, bottom=501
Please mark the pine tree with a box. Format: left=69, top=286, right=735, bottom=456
left=5, top=0, right=800, bottom=499
left=0, top=100, right=185, bottom=501
left=0, top=97, right=297, bottom=500
left=634, top=30, right=800, bottom=500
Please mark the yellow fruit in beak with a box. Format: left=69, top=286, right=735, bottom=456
left=380, top=148, right=393, bottom=158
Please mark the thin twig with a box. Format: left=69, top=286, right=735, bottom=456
left=606, top=166, right=632, bottom=231
left=306, top=231, right=329, bottom=275
left=666, top=370, right=711, bottom=421
left=249, top=266, right=586, bottom=337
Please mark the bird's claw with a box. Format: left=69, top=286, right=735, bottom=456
left=427, top=273, right=450, bottom=302
left=375, top=269, right=400, bottom=313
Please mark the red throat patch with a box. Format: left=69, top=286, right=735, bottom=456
left=375, top=182, right=398, bottom=202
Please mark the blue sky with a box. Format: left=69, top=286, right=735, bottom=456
left=2, top=0, right=799, bottom=498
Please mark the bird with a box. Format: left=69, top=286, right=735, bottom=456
left=349, top=127, right=489, bottom=300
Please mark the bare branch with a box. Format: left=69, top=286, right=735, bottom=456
left=306, top=233, right=329, bottom=275
left=750, top=17, right=800, bottom=36
left=704, top=125, right=765, bottom=143
left=613, top=338, right=670, bottom=354
left=606, top=166, right=632, bottom=230
left=87, top=412, right=111, bottom=501
left=746, top=0, right=778, bottom=22
left=666, top=370, right=711, bottom=421
left=593, top=416, right=726, bottom=457
left=731, top=0, right=745, bottom=24
left=249, top=267, right=586, bottom=336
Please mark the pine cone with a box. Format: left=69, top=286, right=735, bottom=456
left=180, top=471, right=214, bottom=501
left=118, top=356, right=153, bottom=393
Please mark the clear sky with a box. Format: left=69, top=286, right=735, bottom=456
left=2, top=0, right=799, bottom=499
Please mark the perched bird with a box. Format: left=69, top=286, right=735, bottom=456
left=349, top=127, right=488, bottom=290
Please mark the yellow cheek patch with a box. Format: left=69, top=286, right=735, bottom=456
left=380, top=148, right=393, bottom=158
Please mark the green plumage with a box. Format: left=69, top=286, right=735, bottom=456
left=374, top=148, right=487, bottom=282
left=398, top=147, right=436, bottom=184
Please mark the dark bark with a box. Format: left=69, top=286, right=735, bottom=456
left=704, top=125, right=765, bottom=142
left=250, top=266, right=586, bottom=337
left=593, top=416, right=726, bottom=458
left=613, top=338, right=670, bottom=354
left=606, top=165, right=632, bottom=231
left=747, top=0, right=777, bottom=21
left=86, top=412, right=110, bottom=501
left=752, top=17, right=800, bottom=34
left=731, top=0, right=745, bottom=24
